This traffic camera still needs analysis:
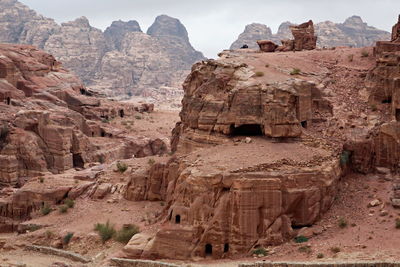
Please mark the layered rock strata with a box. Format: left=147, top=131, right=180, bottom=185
left=0, top=44, right=166, bottom=187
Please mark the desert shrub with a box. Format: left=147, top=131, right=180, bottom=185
left=348, top=54, right=354, bottom=62
left=361, top=50, right=369, bottom=57
left=396, top=218, right=400, bottom=229
left=255, top=71, right=265, bottom=77
left=117, top=162, right=128, bottom=173
left=340, top=150, right=351, bottom=166
left=298, top=245, right=312, bottom=254
left=317, top=252, right=324, bottom=258
left=59, top=205, right=68, bottom=214
left=370, top=104, right=377, bottom=111
left=45, top=230, right=54, bottom=239
left=135, top=115, right=142, bottom=120
left=63, top=232, right=74, bottom=245
left=64, top=199, right=75, bottom=208
left=39, top=177, right=44, bottom=183
left=338, top=217, right=348, bottom=228
left=94, top=221, right=116, bottom=243
left=294, top=235, right=309, bottom=243
left=27, top=224, right=41, bottom=232
left=330, top=246, right=341, bottom=253
left=101, top=118, right=110, bottom=123
left=252, top=247, right=268, bottom=256
left=290, top=68, right=301, bottom=75
left=41, top=204, right=52, bottom=216
left=148, top=158, right=155, bottom=165
left=115, top=224, right=140, bottom=244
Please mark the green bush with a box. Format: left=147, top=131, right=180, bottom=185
left=361, top=50, right=369, bottom=57
left=290, top=68, right=301, bottom=75
left=317, top=253, right=324, bottom=258
left=59, top=205, right=68, bottom=214
left=148, top=158, right=155, bottom=165
left=338, top=217, right=348, bottom=228
left=255, top=71, right=265, bottom=77
left=64, top=199, right=75, bottom=208
left=117, top=162, right=128, bottom=173
left=63, top=232, right=74, bottom=245
left=94, top=221, right=116, bottom=243
left=294, top=235, right=309, bottom=243
left=252, top=247, right=268, bottom=256
left=41, top=204, right=52, bottom=216
left=115, top=224, right=140, bottom=244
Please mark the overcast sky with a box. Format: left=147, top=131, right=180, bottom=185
left=20, top=0, right=400, bottom=58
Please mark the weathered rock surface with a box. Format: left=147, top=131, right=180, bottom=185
left=231, top=16, right=390, bottom=50
left=0, top=44, right=167, bottom=187
left=0, top=1, right=205, bottom=97
left=289, top=20, right=317, bottom=51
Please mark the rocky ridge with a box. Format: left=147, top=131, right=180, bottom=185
left=0, top=0, right=205, bottom=98
left=231, top=16, right=391, bottom=50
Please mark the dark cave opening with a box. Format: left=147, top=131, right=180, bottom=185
left=230, top=124, right=263, bottom=136
left=72, top=153, right=84, bottom=168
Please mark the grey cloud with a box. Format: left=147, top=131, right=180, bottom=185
left=19, top=0, right=400, bottom=58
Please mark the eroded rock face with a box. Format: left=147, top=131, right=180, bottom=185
left=290, top=20, right=317, bottom=51
left=0, top=44, right=167, bottom=187
left=346, top=16, right=400, bottom=174
left=170, top=59, right=328, bottom=153
left=0, top=1, right=205, bottom=97
left=231, top=16, right=390, bottom=50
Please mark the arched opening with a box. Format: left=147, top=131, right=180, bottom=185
left=91, top=132, right=94, bottom=137
left=80, top=88, right=86, bottom=95
left=72, top=153, right=84, bottom=168
left=205, top=244, right=213, bottom=256
left=224, top=243, right=229, bottom=253
left=230, top=124, right=263, bottom=136
left=301, top=121, right=307, bottom=128
left=6, top=97, right=10, bottom=105
left=382, top=97, right=392, bottom=104
left=100, top=130, right=105, bottom=137
left=396, top=109, right=400, bottom=121
left=119, top=109, right=125, bottom=118
left=175, top=215, right=181, bottom=224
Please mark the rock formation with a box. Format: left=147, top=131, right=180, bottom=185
left=231, top=16, right=390, bottom=50
left=0, top=44, right=167, bottom=187
left=257, top=40, right=278, bottom=52
left=289, top=20, right=317, bottom=51
left=0, top=0, right=205, bottom=97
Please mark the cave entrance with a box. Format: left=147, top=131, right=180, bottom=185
left=101, top=130, right=106, bottom=137
left=175, top=215, right=181, bottom=224
left=72, top=153, right=84, bottom=168
left=80, top=88, right=86, bottom=95
left=6, top=97, right=10, bottom=105
left=301, top=120, right=307, bottom=128
left=396, top=109, right=400, bottom=122
left=119, top=109, right=125, bottom=118
left=205, top=244, right=213, bottom=256
left=382, top=97, right=392, bottom=104
left=230, top=124, right=263, bottom=136
left=224, top=243, right=229, bottom=253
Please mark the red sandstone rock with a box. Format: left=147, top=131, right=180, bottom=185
left=392, top=15, right=400, bottom=42
left=290, top=20, right=317, bottom=51
left=257, top=40, right=278, bottom=52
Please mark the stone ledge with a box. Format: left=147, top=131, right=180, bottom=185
left=25, top=245, right=91, bottom=263
left=239, top=262, right=400, bottom=267
left=110, top=258, right=179, bottom=267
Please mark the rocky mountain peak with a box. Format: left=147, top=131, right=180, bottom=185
left=230, top=23, right=273, bottom=49
left=343, top=15, right=365, bottom=26
left=62, top=16, right=91, bottom=28
left=104, top=20, right=142, bottom=50
left=147, top=14, right=189, bottom=41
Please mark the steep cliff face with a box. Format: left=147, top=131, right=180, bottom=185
left=0, top=44, right=167, bottom=187
left=0, top=1, right=205, bottom=97
left=231, top=16, right=390, bottom=49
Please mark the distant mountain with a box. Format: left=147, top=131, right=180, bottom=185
left=230, top=16, right=391, bottom=49
left=0, top=0, right=205, bottom=97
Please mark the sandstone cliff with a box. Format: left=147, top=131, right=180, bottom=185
left=231, top=16, right=390, bottom=49
left=0, top=44, right=167, bottom=188
left=0, top=0, right=205, bottom=97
